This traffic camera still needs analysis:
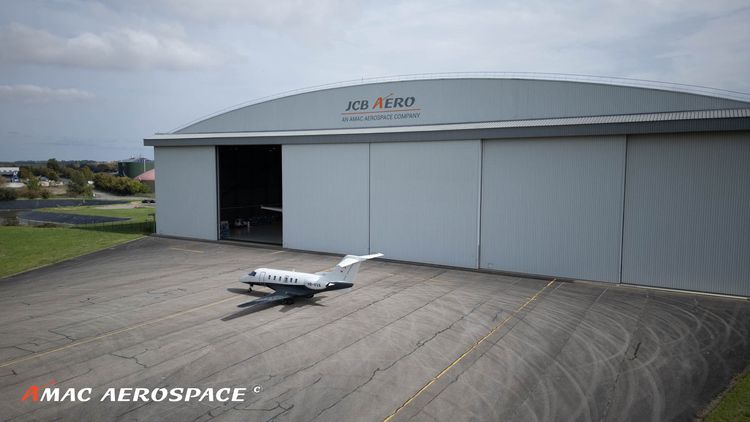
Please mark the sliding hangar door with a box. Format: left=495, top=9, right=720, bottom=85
left=477, top=132, right=749, bottom=295
left=622, top=132, right=750, bottom=296
left=154, top=146, right=217, bottom=240
left=280, top=131, right=749, bottom=296
left=480, top=131, right=750, bottom=295
left=369, top=141, right=481, bottom=268
left=480, top=136, right=626, bottom=283
left=282, top=141, right=481, bottom=268
left=284, top=136, right=625, bottom=282
left=282, top=143, right=370, bottom=255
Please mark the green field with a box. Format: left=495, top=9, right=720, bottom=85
left=706, top=368, right=750, bottom=421
left=0, top=226, right=141, bottom=278
left=39, top=203, right=155, bottom=223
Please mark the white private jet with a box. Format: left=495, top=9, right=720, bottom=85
left=237, top=253, right=383, bottom=307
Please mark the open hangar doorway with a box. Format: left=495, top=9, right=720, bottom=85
left=217, top=145, right=282, bottom=244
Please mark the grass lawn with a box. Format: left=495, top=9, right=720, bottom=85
left=0, top=226, right=141, bottom=278
left=706, top=367, right=750, bottom=421
left=38, top=203, right=155, bottom=223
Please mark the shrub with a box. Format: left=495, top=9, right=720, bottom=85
left=65, top=168, right=93, bottom=197
left=93, top=173, right=150, bottom=195
left=0, top=187, right=18, bottom=201
left=33, top=167, right=59, bottom=181
left=3, top=216, right=19, bottom=226
left=19, top=187, right=38, bottom=199
left=46, top=158, right=61, bottom=172
left=22, top=178, right=43, bottom=199
left=66, top=182, right=93, bottom=197
left=80, top=166, right=94, bottom=181
left=18, top=167, right=33, bottom=180
left=94, top=162, right=117, bottom=173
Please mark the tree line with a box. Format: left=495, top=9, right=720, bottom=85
left=92, top=173, right=150, bottom=195
left=0, top=158, right=150, bottom=200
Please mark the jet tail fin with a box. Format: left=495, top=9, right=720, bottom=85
left=319, top=253, right=383, bottom=283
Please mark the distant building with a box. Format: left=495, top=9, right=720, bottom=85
left=134, top=168, right=155, bottom=191
left=118, top=157, right=154, bottom=178
left=0, top=167, right=20, bottom=183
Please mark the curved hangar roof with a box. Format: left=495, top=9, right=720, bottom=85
left=145, top=78, right=750, bottom=146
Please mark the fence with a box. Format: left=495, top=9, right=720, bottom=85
left=73, top=219, right=155, bottom=235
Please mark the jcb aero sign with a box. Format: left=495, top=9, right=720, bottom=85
left=341, top=93, right=421, bottom=123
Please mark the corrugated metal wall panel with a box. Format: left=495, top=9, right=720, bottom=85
left=480, top=136, right=626, bottom=282
left=622, top=131, right=750, bottom=296
left=370, top=141, right=481, bottom=268
left=154, top=146, right=217, bottom=240
left=282, top=144, right=370, bottom=255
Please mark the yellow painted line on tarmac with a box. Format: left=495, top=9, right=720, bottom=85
left=0, top=296, right=237, bottom=369
left=383, top=279, right=556, bottom=422
left=169, top=247, right=204, bottom=253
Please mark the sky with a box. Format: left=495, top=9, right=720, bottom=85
left=0, top=0, right=748, bottom=161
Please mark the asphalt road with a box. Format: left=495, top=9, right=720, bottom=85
left=0, top=237, right=748, bottom=421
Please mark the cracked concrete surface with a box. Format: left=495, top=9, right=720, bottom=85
left=0, top=237, right=748, bottom=421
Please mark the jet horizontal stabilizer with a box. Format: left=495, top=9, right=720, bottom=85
left=336, top=253, right=384, bottom=268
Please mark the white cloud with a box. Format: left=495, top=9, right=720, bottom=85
left=158, top=0, right=351, bottom=26
left=154, top=0, right=358, bottom=43
left=0, top=23, right=221, bottom=70
left=0, top=84, right=95, bottom=103
left=665, top=11, right=750, bottom=93
left=326, top=0, right=750, bottom=92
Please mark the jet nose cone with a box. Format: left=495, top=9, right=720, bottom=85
left=240, top=274, right=252, bottom=283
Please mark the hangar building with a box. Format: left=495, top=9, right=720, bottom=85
left=144, top=76, right=750, bottom=297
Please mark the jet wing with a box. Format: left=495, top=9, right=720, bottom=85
left=237, top=291, right=293, bottom=308
left=273, top=285, right=312, bottom=296
left=260, top=205, right=282, bottom=213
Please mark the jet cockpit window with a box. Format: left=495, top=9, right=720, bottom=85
left=249, top=271, right=256, bottom=277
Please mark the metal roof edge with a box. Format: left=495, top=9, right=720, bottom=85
left=145, top=108, right=750, bottom=146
